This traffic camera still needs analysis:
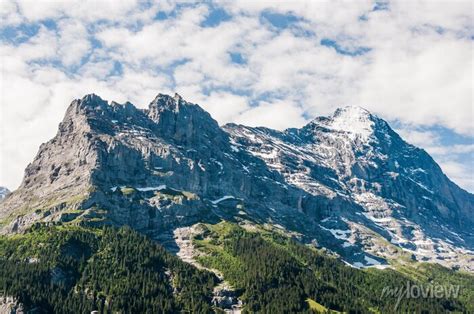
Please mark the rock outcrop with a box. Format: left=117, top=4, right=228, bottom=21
left=1, top=94, right=472, bottom=271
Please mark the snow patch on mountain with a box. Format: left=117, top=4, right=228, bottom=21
left=1, top=93, right=472, bottom=273
left=225, top=104, right=474, bottom=272
left=211, top=195, right=236, bottom=204
left=0, top=187, right=10, bottom=201
left=321, top=106, right=375, bottom=140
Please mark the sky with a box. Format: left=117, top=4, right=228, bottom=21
left=0, top=0, right=473, bottom=192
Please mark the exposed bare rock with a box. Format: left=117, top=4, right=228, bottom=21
left=0, top=93, right=472, bottom=272
left=0, top=296, right=23, bottom=314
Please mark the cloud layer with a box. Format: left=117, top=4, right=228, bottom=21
left=0, top=0, right=472, bottom=191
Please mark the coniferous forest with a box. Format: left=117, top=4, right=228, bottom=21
left=194, top=222, right=474, bottom=313
left=0, top=225, right=216, bottom=313
left=0, top=222, right=473, bottom=313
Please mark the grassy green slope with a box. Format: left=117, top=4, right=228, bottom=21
left=193, top=221, right=474, bottom=313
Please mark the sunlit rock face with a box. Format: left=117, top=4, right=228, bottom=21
left=1, top=93, right=472, bottom=272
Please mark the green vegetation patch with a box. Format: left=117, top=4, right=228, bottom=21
left=306, top=298, right=333, bottom=313
left=1, top=220, right=472, bottom=314
left=0, top=193, right=89, bottom=227
left=120, top=187, right=136, bottom=195
left=191, top=221, right=473, bottom=313
left=0, top=224, right=217, bottom=313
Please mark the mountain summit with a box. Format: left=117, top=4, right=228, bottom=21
left=1, top=93, right=472, bottom=272
left=313, top=105, right=375, bottom=140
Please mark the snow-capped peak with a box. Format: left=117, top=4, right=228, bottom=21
left=333, top=105, right=371, bottom=119
left=324, top=106, right=375, bottom=140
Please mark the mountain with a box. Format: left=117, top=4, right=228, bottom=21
left=225, top=106, right=474, bottom=270
left=0, top=93, right=473, bottom=274
left=0, top=187, right=10, bottom=201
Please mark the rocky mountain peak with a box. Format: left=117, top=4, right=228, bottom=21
left=147, top=93, right=226, bottom=146
left=61, top=94, right=109, bottom=124
left=332, top=105, right=373, bottom=124
left=317, top=106, right=376, bottom=140
left=74, top=94, right=110, bottom=112
left=1, top=92, right=472, bottom=272
left=334, top=105, right=371, bottom=117
left=174, top=92, right=183, bottom=102
left=148, top=93, right=189, bottom=113
left=149, top=93, right=179, bottom=112
left=81, top=93, right=105, bottom=104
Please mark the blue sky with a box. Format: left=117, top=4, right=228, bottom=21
left=0, top=0, right=473, bottom=191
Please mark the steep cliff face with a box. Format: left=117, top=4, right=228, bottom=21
left=0, top=94, right=298, bottom=235
left=225, top=106, right=474, bottom=270
left=1, top=94, right=472, bottom=271
left=0, top=96, right=102, bottom=231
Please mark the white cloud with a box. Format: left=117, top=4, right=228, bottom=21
left=187, top=91, right=250, bottom=125
left=57, top=19, right=91, bottom=67
left=396, top=128, right=440, bottom=148
left=427, top=144, right=474, bottom=156
left=0, top=0, right=473, bottom=192
left=438, top=160, right=474, bottom=193
left=235, top=100, right=307, bottom=130
left=14, top=0, right=140, bottom=23
left=0, top=0, right=23, bottom=25
left=222, top=0, right=474, bottom=135
left=356, top=35, right=473, bottom=134
left=13, top=26, right=58, bottom=61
